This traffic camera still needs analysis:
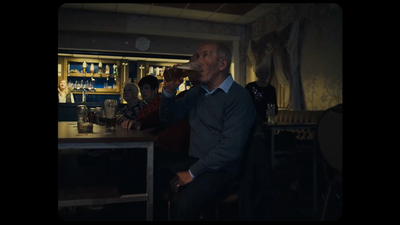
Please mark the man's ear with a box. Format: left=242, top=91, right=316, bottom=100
left=218, top=58, right=228, bottom=71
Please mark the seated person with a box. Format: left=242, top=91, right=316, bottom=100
left=116, top=82, right=145, bottom=125
left=58, top=79, right=74, bottom=103
left=154, top=42, right=256, bottom=220
left=121, top=75, right=163, bottom=135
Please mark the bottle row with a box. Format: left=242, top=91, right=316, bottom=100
left=68, top=61, right=119, bottom=77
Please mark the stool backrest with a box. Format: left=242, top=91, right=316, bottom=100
left=317, top=104, right=342, bottom=173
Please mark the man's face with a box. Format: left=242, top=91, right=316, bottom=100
left=195, top=43, right=221, bottom=84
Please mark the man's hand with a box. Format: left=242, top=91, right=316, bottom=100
left=169, top=171, right=194, bottom=193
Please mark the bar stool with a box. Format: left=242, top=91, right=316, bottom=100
left=316, top=104, right=342, bottom=220
left=163, top=183, right=238, bottom=221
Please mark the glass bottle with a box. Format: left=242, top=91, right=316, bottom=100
left=77, top=105, right=87, bottom=126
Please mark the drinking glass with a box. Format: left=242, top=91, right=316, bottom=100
left=87, top=108, right=96, bottom=123
left=77, top=105, right=88, bottom=126
left=88, top=80, right=93, bottom=90
left=163, top=62, right=202, bottom=82
left=95, top=107, right=105, bottom=125
left=266, top=103, right=275, bottom=124
left=104, top=99, right=118, bottom=129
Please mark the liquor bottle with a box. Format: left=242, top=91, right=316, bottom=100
left=90, top=63, right=94, bottom=76
left=98, top=61, right=102, bottom=77
left=82, top=61, right=87, bottom=73
left=105, top=65, right=110, bottom=74
left=113, top=64, right=117, bottom=76
left=105, top=65, right=110, bottom=80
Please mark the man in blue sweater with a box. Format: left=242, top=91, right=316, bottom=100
left=156, top=42, right=256, bottom=220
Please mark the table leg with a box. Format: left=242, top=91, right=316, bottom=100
left=271, top=128, right=275, bottom=170
left=146, top=142, right=154, bottom=221
left=312, top=130, right=317, bottom=220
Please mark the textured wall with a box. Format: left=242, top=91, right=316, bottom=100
left=245, top=3, right=342, bottom=110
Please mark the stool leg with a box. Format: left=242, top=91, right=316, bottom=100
left=168, top=201, right=171, bottom=221
left=320, top=184, right=332, bottom=221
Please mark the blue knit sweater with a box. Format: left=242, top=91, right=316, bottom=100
left=160, top=77, right=256, bottom=178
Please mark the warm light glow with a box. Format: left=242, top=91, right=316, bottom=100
left=230, top=62, right=235, bottom=80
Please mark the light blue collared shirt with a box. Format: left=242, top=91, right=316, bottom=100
left=162, top=74, right=234, bottom=98
left=200, top=74, right=234, bottom=96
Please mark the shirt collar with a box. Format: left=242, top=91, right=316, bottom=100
left=201, top=74, right=234, bottom=95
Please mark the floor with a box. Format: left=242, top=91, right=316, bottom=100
left=58, top=149, right=342, bottom=221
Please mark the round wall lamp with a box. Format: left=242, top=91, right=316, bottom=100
left=135, top=37, right=150, bottom=51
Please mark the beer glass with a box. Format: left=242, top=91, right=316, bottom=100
left=163, top=62, right=202, bottom=82
left=77, top=105, right=88, bottom=126
left=266, top=103, right=275, bottom=125
left=95, top=107, right=104, bottom=125
left=87, top=108, right=96, bottom=123
left=104, top=99, right=118, bottom=129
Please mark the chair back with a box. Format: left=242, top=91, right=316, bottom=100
left=317, top=104, right=342, bottom=173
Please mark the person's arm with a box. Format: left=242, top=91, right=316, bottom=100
left=116, top=106, right=128, bottom=125
left=189, top=91, right=256, bottom=178
left=159, top=79, right=192, bottom=124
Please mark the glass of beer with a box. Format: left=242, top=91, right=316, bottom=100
left=266, top=103, right=276, bottom=125
left=163, top=62, right=202, bottom=82
left=104, top=99, right=118, bottom=129
left=77, top=105, right=87, bottom=126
